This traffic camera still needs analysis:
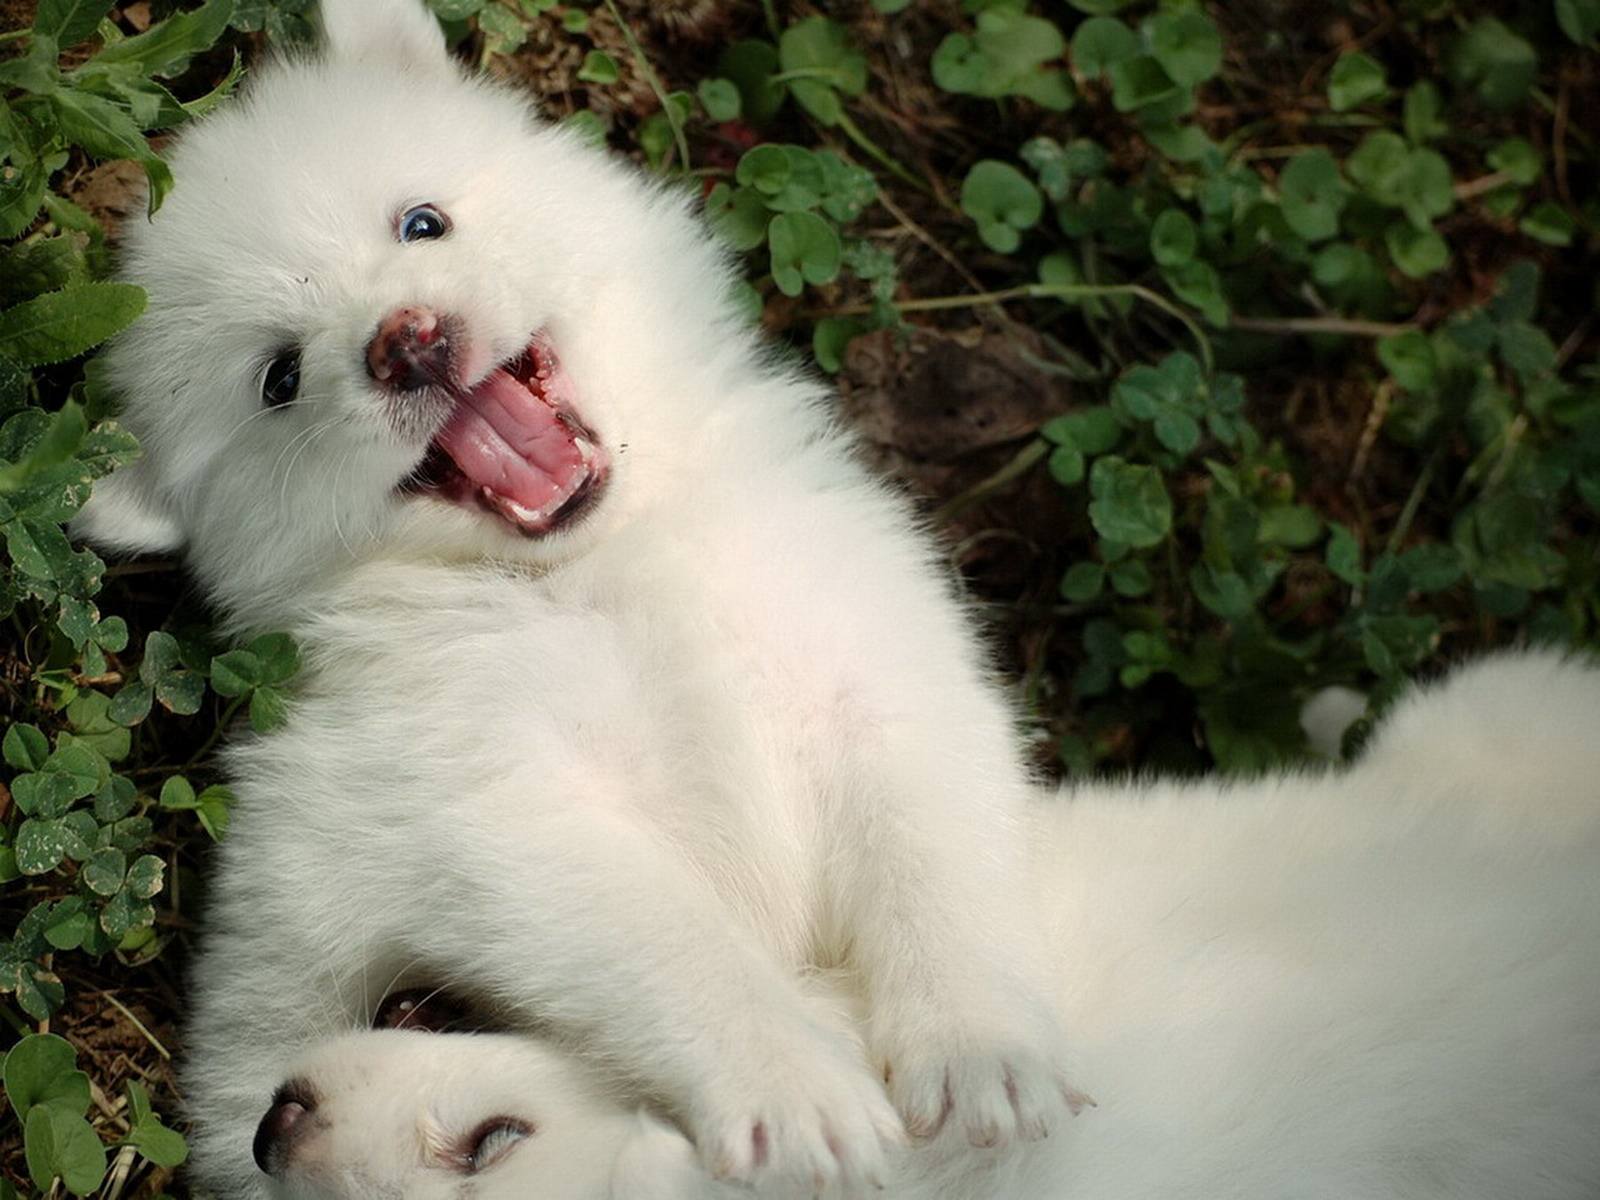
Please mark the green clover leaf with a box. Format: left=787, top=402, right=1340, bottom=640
left=1327, top=51, right=1387, bottom=111
left=1147, top=9, right=1221, bottom=88
left=1088, top=456, right=1173, bottom=548
left=1277, top=149, right=1348, bottom=242
left=778, top=17, right=866, bottom=126
left=767, top=212, right=841, bottom=296
left=960, top=160, right=1043, bottom=253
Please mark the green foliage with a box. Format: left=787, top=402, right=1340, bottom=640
left=1070, top=17, right=1136, bottom=80
left=447, top=0, right=1596, bottom=775
left=704, top=139, right=892, bottom=363
left=1146, top=10, right=1220, bottom=89
left=577, top=50, right=618, bottom=86
left=159, top=775, right=235, bottom=842
left=0, top=0, right=240, bottom=223
left=719, top=39, right=785, bottom=126
left=1558, top=0, right=1600, bottom=43
left=767, top=210, right=841, bottom=296
left=1447, top=18, right=1538, bottom=111
left=476, top=4, right=526, bottom=55
left=1088, top=456, right=1172, bottom=547
left=961, top=160, right=1044, bottom=252
left=1277, top=149, right=1348, bottom=241
left=777, top=16, right=867, bottom=127
left=4, top=1036, right=98, bottom=1194
left=904, top=0, right=1596, bottom=771
left=932, top=8, right=1073, bottom=109
left=1, top=7, right=312, bottom=1180
left=208, top=631, right=302, bottom=731
left=1327, top=52, right=1388, bottom=112
left=2, top=1034, right=185, bottom=1193
left=0, top=283, right=146, bottom=366
left=697, top=77, right=740, bottom=123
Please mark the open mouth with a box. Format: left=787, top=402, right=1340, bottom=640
left=372, top=987, right=472, bottom=1034
left=402, top=332, right=608, bottom=536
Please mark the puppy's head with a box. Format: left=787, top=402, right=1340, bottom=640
left=253, top=1030, right=721, bottom=1200
left=77, top=0, right=748, bottom=626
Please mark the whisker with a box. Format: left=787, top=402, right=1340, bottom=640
left=330, top=446, right=357, bottom=558
left=218, top=396, right=320, bottom=448
left=276, top=415, right=345, bottom=510
left=270, top=416, right=335, bottom=498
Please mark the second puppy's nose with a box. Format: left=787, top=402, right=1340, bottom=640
left=367, top=305, right=452, bottom=391
left=252, top=1084, right=316, bottom=1175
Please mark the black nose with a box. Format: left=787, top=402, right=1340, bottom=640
left=366, top=305, right=454, bottom=392
left=253, top=1083, right=316, bottom=1174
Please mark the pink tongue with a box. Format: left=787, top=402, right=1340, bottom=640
left=434, top=371, right=587, bottom=518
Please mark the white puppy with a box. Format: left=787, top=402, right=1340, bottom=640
left=75, top=0, right=1080, bottom=1193
left=254, top=651, right=1600, bottom=1199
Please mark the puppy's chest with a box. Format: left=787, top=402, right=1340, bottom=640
left=298, top=574, right=866, bottom=812
left=589, top=592, right=869, bottom=799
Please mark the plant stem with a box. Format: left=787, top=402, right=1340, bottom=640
left=1453, top=170, right=1515, bottom=201
left=834, top=110, right=931, bottom=196
left=601, top=0, right=690, bottom=173
left=824, top=283, right=1215, bottom=374
left=1275, top=579, right=1338, bottom=626
left=767, top=68, right=840, bottom=84
left=0, top=28, right=29, bottom=45
left=1229, top=314, right=1416, bottom=338
left=1386, top=446, right=1442, bottom=554
left=102, top=993, right=171, bottom=1060
left=0, top=1001, right=30, bottom=1038
left=1533, top=87, right=1595, bottom=152
left=759, top=0, right=781, bottom=41
left=933, top=438, right=1050, bottom=525
left=1484, top=413, right=1529, bottom=492
left=183, top=694, right=248, bottom=770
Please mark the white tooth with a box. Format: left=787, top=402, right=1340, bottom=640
left=504, top=495, right=552, bottom=523
left=480, top=484, right=579, bottom=529
left=575, top=438, right=593, bottom=464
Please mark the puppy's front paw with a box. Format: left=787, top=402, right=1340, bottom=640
left=873, top=1005, right=1090, bottom=1149
left=689, top=1030, right=904, bottom=1192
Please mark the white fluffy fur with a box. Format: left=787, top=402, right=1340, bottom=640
left=76, top=1, right=1084, bottom=1193
left=260, top=650, right=1600, bottom=1199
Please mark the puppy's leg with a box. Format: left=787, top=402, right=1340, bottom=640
left=411, top=806, right=903, bottom=1191
left=826, top=691, right=1081, bottom=1151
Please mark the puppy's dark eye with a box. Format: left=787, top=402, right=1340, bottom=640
left=263, top=350, right=301, bottom=408
left=461, top=1117, right=530, bottom=1173
left=398, top=204, right=450, bottom=243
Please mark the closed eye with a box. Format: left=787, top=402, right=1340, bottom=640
left=460, top=1117, right=531, bottom=1173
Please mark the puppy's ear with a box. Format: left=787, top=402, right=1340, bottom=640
left=318, top=0, right=452, bottom=73
left=609, top=1115, right=731, bottom=1200
left=72, top=461, right=184, bottom=554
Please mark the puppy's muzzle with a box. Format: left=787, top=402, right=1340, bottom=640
left=367, top=305, right=456, bottom=392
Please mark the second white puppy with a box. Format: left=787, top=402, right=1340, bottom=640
left=253, top=651, right=1600, bottom=1199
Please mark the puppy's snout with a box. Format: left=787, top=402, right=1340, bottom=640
left=253, top=1082, right=317, bottom=1175
left=366, top=305, right=454, bottom=391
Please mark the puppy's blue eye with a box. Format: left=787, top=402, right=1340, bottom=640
left=398, top=205, right=450, bottom=243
